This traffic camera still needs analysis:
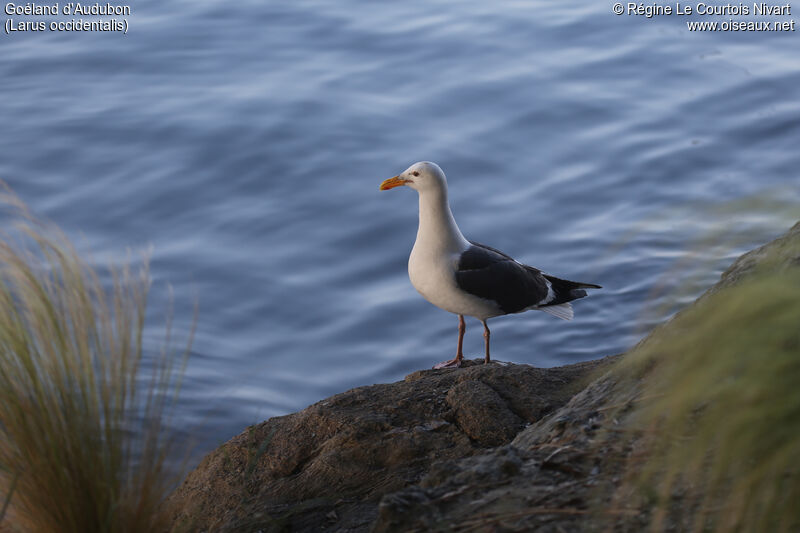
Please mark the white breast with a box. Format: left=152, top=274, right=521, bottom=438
left=408, top=244, right=502, bottom=320
left=404, top=174, right=503, bottom=320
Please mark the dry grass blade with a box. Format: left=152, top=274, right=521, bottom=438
left=613, top=262, right=800, bottom=532
left=0, top=189, right=193, bottom=533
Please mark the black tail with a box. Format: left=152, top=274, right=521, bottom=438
left=541, top=274, right=601, bottom=306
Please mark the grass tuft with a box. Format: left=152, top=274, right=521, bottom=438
left=0, top=191, right=192, bottom=532
left=615, top=262, right=800, bottom=532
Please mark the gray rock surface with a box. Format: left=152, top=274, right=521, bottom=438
left=166, top=358, right=617, bottom=532
left=371, top=220, right=800, bottom=533
left=167, top=221, right=800, bottom=533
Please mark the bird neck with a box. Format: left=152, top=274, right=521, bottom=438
left=416, top=189, right=469, bottom=253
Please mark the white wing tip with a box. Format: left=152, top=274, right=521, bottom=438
left=538, top=302, right=574, bottom=321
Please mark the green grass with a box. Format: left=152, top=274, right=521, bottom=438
left=0, top=191, right=192, bottom=532
left=615, top=262, right=800, bottom=531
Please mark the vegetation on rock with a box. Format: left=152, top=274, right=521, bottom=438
left=0, top=192, right=191, bottom=533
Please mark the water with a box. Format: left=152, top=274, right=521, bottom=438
left=2, top=1, right=798, bottom=463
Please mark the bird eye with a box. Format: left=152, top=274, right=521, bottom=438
left=412, top=171, right=420, bottom=177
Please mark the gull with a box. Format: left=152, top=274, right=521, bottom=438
left=380, top=161, right=601, bottom=368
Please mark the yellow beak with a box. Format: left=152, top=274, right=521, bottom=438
left=380, top=176, right=408, bottom=190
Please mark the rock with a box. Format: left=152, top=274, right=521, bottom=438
left=445, top=379, right=523, bottom=446
left=371, top=223, right=800, bottom=532
left=165, top=358, right=617, bottom=532
left=167, top=221, right=800, bottom=533
left=712, top=220, right=800, bottom=292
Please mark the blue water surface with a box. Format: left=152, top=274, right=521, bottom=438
left=1, top=0, right=798, bottom=463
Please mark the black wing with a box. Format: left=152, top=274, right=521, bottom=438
left=455, top=242, right=550, bottom=314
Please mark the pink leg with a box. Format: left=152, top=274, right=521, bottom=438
left=456, top=315, right=465, bottom=360
left=482, top=320, right=490, bottom=364
left=433, top=315, right=466, bottom=369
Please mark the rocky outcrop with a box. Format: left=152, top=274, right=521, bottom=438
left=707, top=220, right=800, bottom=293
left=166, top=358, right=618, bottom=532
left=372, top=220, right=800, bottom=533
left=167, top=221, right=800, bottom=533
left=374, top=361, right=633, bottom=533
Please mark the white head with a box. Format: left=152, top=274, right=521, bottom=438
left=380, top=161, right=447, bottom=194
